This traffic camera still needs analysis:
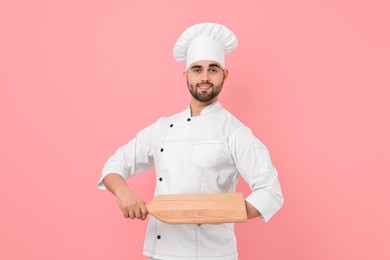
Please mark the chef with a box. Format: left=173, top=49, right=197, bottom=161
left=98, top=22, right=284, bottom=260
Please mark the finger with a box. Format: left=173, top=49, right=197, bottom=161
left=141, top=206, right=148, bottom=220
left=128, top=211, right=135, bottom=219
left=123, top=210, right=129, bottom=218
left=134, top=208, right=142, bottom=219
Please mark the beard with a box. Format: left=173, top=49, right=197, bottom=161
left=187, top=79, right=224, bottom=102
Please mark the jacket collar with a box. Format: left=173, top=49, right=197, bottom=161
left=185, top=101, right=222, bottom=117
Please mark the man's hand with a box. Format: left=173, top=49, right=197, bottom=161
left=103, top=173, right=148, bottom=220
left=116, top=188, right=148, bottom=220
left=245, top=200, right=261, bottom=219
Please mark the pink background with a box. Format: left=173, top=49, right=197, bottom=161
left=1, top=0, right=389, bottom=259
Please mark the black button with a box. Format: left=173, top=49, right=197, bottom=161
left=160, top=148, right=164, bottom=152
left=159, top=177, right=163, bottom=181
left=170, top=124, right=173, bottom=127
left=157, top=235, right=161, bottom=239
left=187, top=118, right=191, bottom=121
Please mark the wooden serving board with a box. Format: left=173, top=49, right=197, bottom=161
left=147, top=192, right=247, bottom=224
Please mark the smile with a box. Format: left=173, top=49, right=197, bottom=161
left=197, top=84, right=212, bottom=89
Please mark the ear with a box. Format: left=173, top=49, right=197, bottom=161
left=183, top=71, right=188, bottom=79
left=223, top=69, right=229, bottom=80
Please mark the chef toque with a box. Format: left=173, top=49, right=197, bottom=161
left=173, top=22, right=238, bottom=69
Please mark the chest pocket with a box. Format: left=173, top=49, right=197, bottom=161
left=190, top=140, right=223, bottom=169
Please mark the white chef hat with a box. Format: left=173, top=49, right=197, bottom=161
left=173, top=22, right=238, bottom=69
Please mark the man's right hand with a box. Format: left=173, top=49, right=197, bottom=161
left=103, top=173, right=148, bottom=220
left=116, top=188, right=148, bottom=220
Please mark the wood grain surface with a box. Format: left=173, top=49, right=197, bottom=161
left=147, top=192, right=247, bottom=224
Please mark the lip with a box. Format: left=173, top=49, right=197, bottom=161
left=197, top=83, right=212, bottom=89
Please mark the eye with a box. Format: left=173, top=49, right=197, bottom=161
left=192, top=68, right=201, bottom=73
left=209, top=68, right=218, bottom=73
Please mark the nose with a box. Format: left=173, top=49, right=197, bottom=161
left=201, top=70, right=210, bottom=82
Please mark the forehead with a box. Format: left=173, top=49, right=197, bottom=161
left=189, top=60, right=222, bottom=68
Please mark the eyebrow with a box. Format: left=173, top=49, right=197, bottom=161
left=190, top=63, right=222, bottom=70
left=209, top=63, right=222, bottom=69
left=190, top=65, right=203, bottom=70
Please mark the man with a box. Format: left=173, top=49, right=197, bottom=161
left=98, top=22, right=284, bottom=260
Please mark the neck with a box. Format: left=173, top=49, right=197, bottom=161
left=190, top=98, right=218, bottom=116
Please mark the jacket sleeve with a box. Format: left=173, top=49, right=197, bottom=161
left=97, top=122, right=156, bottom=190
left=230, top=126, right=284, bottom=222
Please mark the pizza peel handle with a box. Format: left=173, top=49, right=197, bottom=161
left=146, top=192, right=248, bottom=224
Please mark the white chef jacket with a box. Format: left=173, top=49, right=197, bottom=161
left=98, top=101, right=284, bottom=260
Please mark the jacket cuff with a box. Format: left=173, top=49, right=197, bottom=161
left=246, top=190, right=284, bottom=222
